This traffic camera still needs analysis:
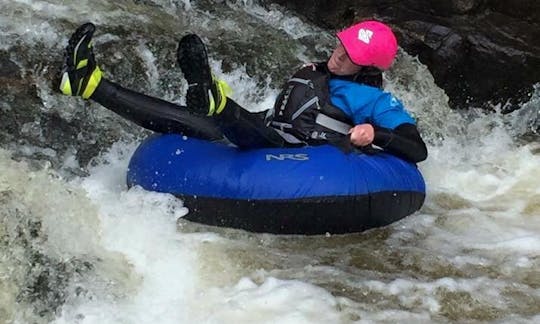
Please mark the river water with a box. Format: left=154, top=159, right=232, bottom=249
left=1, top=0, right=539, bottom=323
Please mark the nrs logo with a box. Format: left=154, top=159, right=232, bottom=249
left=265, top=153, right=309, bottom=161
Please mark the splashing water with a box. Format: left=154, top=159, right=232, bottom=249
left=1, top=0, right=539, bottom=323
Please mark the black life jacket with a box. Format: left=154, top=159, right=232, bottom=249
left=269, top=65, right=354, bottom=146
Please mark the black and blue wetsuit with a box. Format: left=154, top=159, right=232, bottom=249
left=90, top=63, right=427, bottom=163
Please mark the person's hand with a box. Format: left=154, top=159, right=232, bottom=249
left=349, top=124, right=374, bottom=147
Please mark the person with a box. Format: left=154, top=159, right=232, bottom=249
left=58, top=21, right=427, bottom=162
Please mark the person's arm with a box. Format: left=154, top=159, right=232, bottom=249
left=350, top=89, right=427, bottom=163
left=373, top=123, right=427, bottom=163
left=349, top=122, right=427, bottom=162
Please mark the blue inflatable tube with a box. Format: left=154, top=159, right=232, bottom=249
left=127, top=134, right=425, bottom=234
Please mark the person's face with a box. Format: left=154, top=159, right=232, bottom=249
left=327, top=43, right=362, bottom=75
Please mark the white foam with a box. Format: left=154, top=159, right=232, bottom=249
left=190, top=277, right=344, bottom=323
left=136, top=41, right=160, bottom=92
left=50, top=141, right=349, bottom=324
left=209, top=59, right=280, bottom=112
left=229, top=1, right=329, bottom=40
left=2, top=1, right=539, bottom=322
left=52, top=19, right=540, bottom=324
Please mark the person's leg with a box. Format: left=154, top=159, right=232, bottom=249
left=59, top=23, right=223, bottom=141
left=59, top=24, right=284, bottom=147
left=91, top=79, right=223, bottom=140
left=177, top=34, right=230, bottom=116
left=216, top=99, right=286, bottom=148
left=177, top=34, right=287, bottom=148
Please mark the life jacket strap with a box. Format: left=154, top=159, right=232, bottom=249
left=315, top=113, right=352, bottom=135
left=289, top=78, right=314, bottom=88
left=270, top=121, right=293, bottom=129
left=291, top=97, right=319, bottom=120
left=273, top=127, right=305, bottom=144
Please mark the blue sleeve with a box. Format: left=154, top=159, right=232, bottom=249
left=329, top=80, right=416, bottom=129
left=371, top=92, right=416, bottom=129
left=329, top=80, right=378, bottom=124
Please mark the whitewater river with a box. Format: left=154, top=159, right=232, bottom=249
left=1, top=0, right=539, bottom=323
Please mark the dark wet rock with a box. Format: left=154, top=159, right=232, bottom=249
left=0, top=53, right=20, bottom=77
left=264, top=0, right=540, bottom=110
left=0, top=44, right=147, bottom=174
left=0, top=195, right=92, bottom=321
left=0, top=49, right=43, bottom=143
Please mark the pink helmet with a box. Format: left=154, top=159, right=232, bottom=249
left=337, top=20, right=398, bottom=70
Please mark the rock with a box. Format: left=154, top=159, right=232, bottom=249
left=264, top=0, right=540, bottom=110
